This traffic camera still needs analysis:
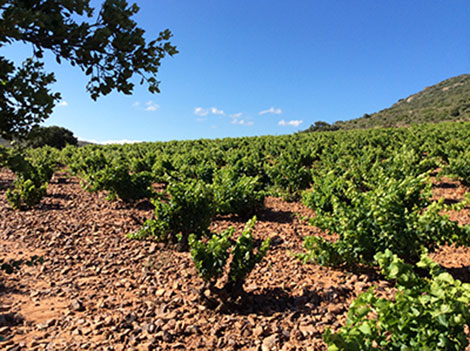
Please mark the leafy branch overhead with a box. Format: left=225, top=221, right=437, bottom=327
left=0, top=0, right=178, bottom=139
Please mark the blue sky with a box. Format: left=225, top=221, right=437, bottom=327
left=4, top=1, right=470, bottom=143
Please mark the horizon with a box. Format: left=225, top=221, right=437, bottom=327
left=4, top=1, right=470, bottom=143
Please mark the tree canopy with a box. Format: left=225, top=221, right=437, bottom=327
left=0, top=0, right=177, bottom=140
left=26, top=125, right=78, bottom=149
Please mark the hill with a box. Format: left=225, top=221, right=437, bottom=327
left=303, top=74, right=470, bottom=132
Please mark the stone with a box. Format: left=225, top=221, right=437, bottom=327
left=254, top=324, right=264, bottom=337
left=261, top=334, right=277, bottom=351
left=148, top=243, right=158, bottom=255
left=70, top=299, right=85, bottom=312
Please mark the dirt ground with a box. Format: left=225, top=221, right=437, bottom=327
left=1, top=169, right=470, bottom=351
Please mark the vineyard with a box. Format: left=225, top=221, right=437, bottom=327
left=2, top=122, right=470, bottom=350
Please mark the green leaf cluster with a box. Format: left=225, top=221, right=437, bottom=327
left=4, top=148, right=55, bottom=209
left=6, top=177, right=47, bottom=210
left=443, top=150, right=470, bottom=186
left=130, top=179, right=215, bottom=248
left=301, top=148, right=469, bottom=266
left=301, top=171, right=469, bottom=266
left=324, top=250, right=470, bottom=351
left=85, top=164, right=154, bottom=202
left=188, top=217, right=270, bottom=300
left=0, top=58, right=59, bottom=139
left=228, top=217, right=270, bottom=289
left=264, top=152, right=312, bottom=201
left=65, top=146, right=108, bottom=182
left=212, top=167, right=265, bottom=217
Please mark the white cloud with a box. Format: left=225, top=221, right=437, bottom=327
left=194, top=107, right=209, bottom=116
left=278, top=119, right=303, bottom=127
left=231, top=118, right=254, bottom=126
left=145, top=100, right=160, bottom=112
left=132, top=101, right=159, bottom=111
left=194, top=106, right=225, bottom=116
left=230, top=112, right=243, bottom=118
left=259, top=107, right=282, bottom=115
left=210, top=107, right=225, bottom=115
left=57, top=100, right=68, bottom=107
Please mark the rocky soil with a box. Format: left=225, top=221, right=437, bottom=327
left=1, top=169, right=470, bottom=351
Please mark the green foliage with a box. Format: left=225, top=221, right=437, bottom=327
left=151, top=155, right=175, bottom=181
left=6, top=177, right=47, bottom=209
left=26, top=125, right=78, bottom=149
left=300, top=172, right=469, bottom=266
left=444, top=151, right=470, bottom=186
left=0, top=145, right=7, bottom=166
left=0, top=57, right=59, bottom=139
left=0, top=0, right=177, bottom=139
left=128, top=151, right=157, bottom=173
left=3, top=148, right=54, bottom=209
left=212, top=167, right=265, bottom=217
left=265, top=152, right=312, bottom=201
left=189, top=227, right=234, bottom=283
left=324, top=250, right=470, bottom=351
left=380, top=147, right=439, bottom=179
left=40, top=123, right=470, bottom=265
left=66, top=147, right=108, bottom=178
left=228, top=217, right=271, bottom=289
left=85, top=164, right=154, bottom=202
left=189, top=217, right=270, bottom=301
left=130, top=180, right=215, bottom=247
left=302, top=170, right=350, bottom=214
left=25, top=146, right=60, bottom=181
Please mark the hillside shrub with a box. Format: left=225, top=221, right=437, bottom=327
left=444, top=151, right=470, bottom=186
left=85, top=165, right=154, bottom=202
left=264, top=153, right=312, bottom=201
left=66, top=148, right=108, bottom=180
left=212, top=167, right=265, bottom=217
left=189, top=217, right=270, bottom=303
left=129, top=179, right=215, bottom=249
left=324, top=250, right=470, bottom=351
left=6, top=177, right=47, bottom=209
left=300, top=173, right=470, bottom=266
left=4, top=149, right=53, bottom=209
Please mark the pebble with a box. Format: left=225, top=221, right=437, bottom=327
left=261, top=334, right=277, bottom=351
left=70, top=299, right=85, bottom=312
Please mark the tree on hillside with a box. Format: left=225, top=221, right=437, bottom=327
left=302, top=121, right=340, bottom=133
left=0, top=0, right=178, bottom=140
left=26, top=125, right=78, bottom=149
